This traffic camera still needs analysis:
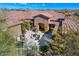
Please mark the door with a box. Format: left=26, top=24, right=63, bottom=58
left=38, top=23, right=45, bottom=31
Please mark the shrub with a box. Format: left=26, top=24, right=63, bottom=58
left=74, top=12, right=79, bottom=16
left=38, top=32, right=65, bottom=56
left=39, top=45, right=49, bottom=53
left=0, top=17, right=18, bottom=56
left=47, top=32, right=79, bottom=56
left=0, top=30, right=16, bottom=56
left=62, top=32, right=79, bottom=56
left=49, top=32, right=65, bottom=55
left=22, top=22, right=31, bottom=31
left=34, top=26, right=39, bottom=32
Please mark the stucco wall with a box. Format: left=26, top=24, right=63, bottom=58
left=8, top=24, right=22, bottom=39
left=34, top=16, right=49, bottom=31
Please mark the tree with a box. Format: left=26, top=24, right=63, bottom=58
left=21, top=22, right=31, bottom=32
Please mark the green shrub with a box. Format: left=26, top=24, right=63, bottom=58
left=48, top=32, right=79, bottom=56
left=43, top=32, right=65, bottom=56
left=34, top=26, right=39, bottom=32
left=0, top=30, right=16, bottom=56
left=40, top=45, right=49, bottom=53
left=22, top=22, right=31, bottom=31
left=62, top=32, right=79, bottom=56
left=0, top=17, right=18, bottom=56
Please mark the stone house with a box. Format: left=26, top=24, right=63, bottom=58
left=6, top=10, right=65, bottom=38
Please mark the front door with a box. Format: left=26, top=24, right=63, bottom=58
left=38, top=23, right=45, bottom=31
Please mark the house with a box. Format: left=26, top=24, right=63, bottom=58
left=24, top=10, right=65, bottom=34
left=0, top=10, right=79, bottom=39
left=5, top=10, right=65, bottom=38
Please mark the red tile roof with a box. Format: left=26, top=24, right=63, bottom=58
left=5, top=10, right=65, bottom=27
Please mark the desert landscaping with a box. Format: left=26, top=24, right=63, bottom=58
left=0, top=9, right=79, bottom=56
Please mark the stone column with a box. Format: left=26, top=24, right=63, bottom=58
left=53, top=22, right=59, bottom=34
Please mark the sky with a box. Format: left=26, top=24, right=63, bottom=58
left=0, top=3, right=79, bottom=10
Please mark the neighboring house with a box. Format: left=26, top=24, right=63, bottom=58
left=5, top=10, right=65, bottom=38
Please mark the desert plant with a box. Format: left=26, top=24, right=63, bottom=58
left=0, top=30, right=16, bottom=55
left=62, top=32, right=79, bottom=56
left=39, top=32, right=65, bottom=56
left=49, top=32, right=65, bottom=55
left=22, top=22, right=31, bottom=31
left=34, top=26, right=39, bottom=32
left=0, top=17, right=18, bottom=56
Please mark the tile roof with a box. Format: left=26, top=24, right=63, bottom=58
left=5, top=10, right=65, bottom=27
